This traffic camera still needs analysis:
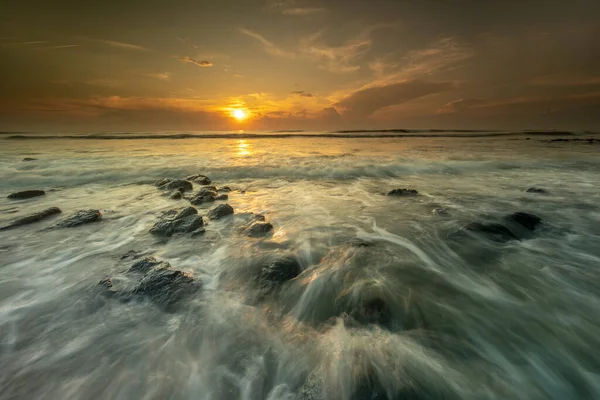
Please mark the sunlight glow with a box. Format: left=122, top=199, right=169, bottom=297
left=232, top=109, right=247, bottom=121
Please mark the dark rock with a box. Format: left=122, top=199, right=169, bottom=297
left=505, top=212, right=542, bottom=231
left=54, top=209, right=102, bottom=228
left=386, top=188, right=419, bottom=197
left=154, top=178, right=172, bottom=188
left=186, top=174, right=212, bottom=185
left=432, top=207, right=450, bottom=216
left=348, top=298, right=391, bottom=327
left=22, top=157, right=37, bottom=161
left=7, top=190, right=46, bottom=200
left=98, top=276, right=113, bottom=289
left=120, top=250, right=142, bottom=260
left=207, top=204, right=234, bottom=220
left=525, top=138, right=531, bottom=140
left=348, top=238, right=375, bottom=247
left=244, top=222, right=274, bottom=237
left=132, top=267, right=201, bottom=311
left=215, top=194, right=229, bottom=201
left=0, top=207, right=61, bottom=231
left=163, top=179, right=193, bottom=192
left=219, top=186, right=232, bottom=192
left=260, top=256, right=302, bottom=285
left=129, top=256, right=169, bottom=273
left=149, top=207, right=204, bottom=237
left=169, top=191, right=183, bottom=200
left=526, top=187, right=547, bottom=194
left=189, top=188, right=218, bottom=205
left=191, top=228, right=206, bottom=237
left=202, top=186, right=218, bottom=192
left=464, top=222, right=519, bottom=243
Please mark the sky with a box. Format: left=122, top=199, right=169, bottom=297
left=1, top=0, right=599, bottom=132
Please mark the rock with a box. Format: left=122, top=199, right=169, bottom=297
left=348, top=298, right=391, bottom=327
left=54, top=209, right=102, bottom=228
left=0, top=207, right=62, bottom=231
left=207, top=204, right=234, bottom=220
left=215, top=194, right=229, bottom=201
left=432, top=207, right=450, bottom=216
left=129, top=256, right=169, bottom=273
left=260, top=256, right=302, bottom=285
left=7, top=190, right=46, bottom=199
left=348, top=238, right=375, bottom=247
left=169, top=191, right=183, bottom=200
left=149, top=207, right=204, bottom=237
left=186, top=174, right=212, bottom=185
left=98, top=276, right=113, bottom=289
left=191, top=228, right=206, bottom=237
left=189, top=188, right=218, bottom=205
left=244, top=222, right=274, bottom=237
left=202, top=186, right=218, bottom=192
left=154, top=178, right=171, bottom=188
left=163, top=179, right=193, bottom=192
left=386, top=188, right=419, bottom=196
left=464, top=222, right=519, bottom=243
left=526, top=187, right=547, bottom=194
left=22, top=157, right=37, bottom=161
left=219, top=186, right=232, bottom=192
left=120, top=250, right=142, bottom=260
left=505, top=212, right=542, bottom=231
left=132, top=267, right=201, bottom=311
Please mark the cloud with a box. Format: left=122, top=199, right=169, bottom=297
left=41, top=44, right=82, bottom=49
left=291, top=90, right=314, bottom=97
left=282, top=7, right=325, bottom=15
left=239, top=28, right=296, bottom=59
left=437, top=98, right=486, bottom=114
left=99, top=40, right=149, bottom=51
left=178, top=57, right=213, bottom=67
left=84, top=79, right=120, bottom=87
left=335, top=80, right=455, bottom=117
left=531, top=74, right=600, bottom=86
left=144, top=72, right=171, bottom=81
left=1, top=41, right=48, bottom=47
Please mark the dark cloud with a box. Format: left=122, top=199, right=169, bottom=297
left=291, top=90, right=314, bottom=97
left=438, top=98, right=486, bottom=114
left=336, top=80, right=455, bottom=117
left=177, top=57, right=213, bottom=67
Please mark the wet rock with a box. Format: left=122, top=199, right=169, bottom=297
left=348, top=238, right=375, bottom=247
left=169, top=190, right=183, bottom=200
left=22, top=157, right=37, bottom=161
left=348, top=298, right=391, bottom=328
left=464, top=222, right=519, bottom=243
left=120, top=250, right=142, bottom=260
left=215, top=194, right=229, bottom=201
left=526, top=187, right=548, bottom=194
left=0, top=207, right=61, bottom=231
left=163, top=179, right=193, bottom=192
left=98, top=276, right=113, bottom=289
left=189, top=188, right=218, bottom=205
left=186, top=174, right=212, bottom=185
left=190, top=228, right=206, bottom=237
left=432, top=207, right=451, bottom=216
left=132, top=267, right=201, bottom=311
left=154, top=178, right=171, bottom=188
left=149, top=206, right=204, bottom=237
left=386, top=188, right=419, bottom=197
left=219, top=186, right=232, bottom=192
left=54, top=209, right=102, bottom=228
left=7, top=190, right=46, bottom=199
left=505, top=212, right=542, bottom=231
left=129, top=256, right=170, bottom=273
left=244, top=222, right=274, bottom=237
left=260, top=256, right=302, bottom=285
left=207, top=204, right=234, bottom=220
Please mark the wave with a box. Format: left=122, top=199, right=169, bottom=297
left=3, top=130, right=593, bottom=141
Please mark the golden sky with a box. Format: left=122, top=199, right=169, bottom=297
left=1, top=0, right=600, bottom=132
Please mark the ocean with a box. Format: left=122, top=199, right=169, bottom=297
left=1, top=130, right=600, bottom=399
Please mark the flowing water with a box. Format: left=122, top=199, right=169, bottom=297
left=1, top=132, right=600, bottom=399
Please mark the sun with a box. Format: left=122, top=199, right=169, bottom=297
left=232, top=109, right=247, bottom=121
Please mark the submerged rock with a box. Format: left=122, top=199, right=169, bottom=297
left=22, top=157, right=37, bottom=162
left=348, top=238, right=375, bottom=247
left=348, top=298, right=391, bottom=328
left=163, top=179, right=193, bottom=192
left=215, top=194, right=229, bottom=201
left=54, top=209, right=102, bottom=228
left=505, top=212, right=542, bottom=231
left=244, top=222, right=274, bottom=237
left=149, top=206, right=204, bottom=237
left=0, top=207, right=61, bottom=231
left=186, top=174, right=212, bottom=185
left=7, top=190, right=46, bottom=200
left=120, top=250, right=142, bottom=260
left=132, top=267, right=201, bottom=311
left=129, top=256, right=170, bottom=273
left=260, top=256, right=302, bottom=285
left=218, top=186, right=232, bottom=192
left=386, top=188, right=419, bottom=197
left=526, top=187, right=548, bottom=194
left=464, top=222, right=519, bottom=243
left=207, top=204, right=234, bottom=220
left=432, top=207, right=451, bottom=216
left=169, top=190, right=183, bottom=200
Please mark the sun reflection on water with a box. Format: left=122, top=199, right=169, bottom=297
left=237, top=139, right=251, bottom=156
